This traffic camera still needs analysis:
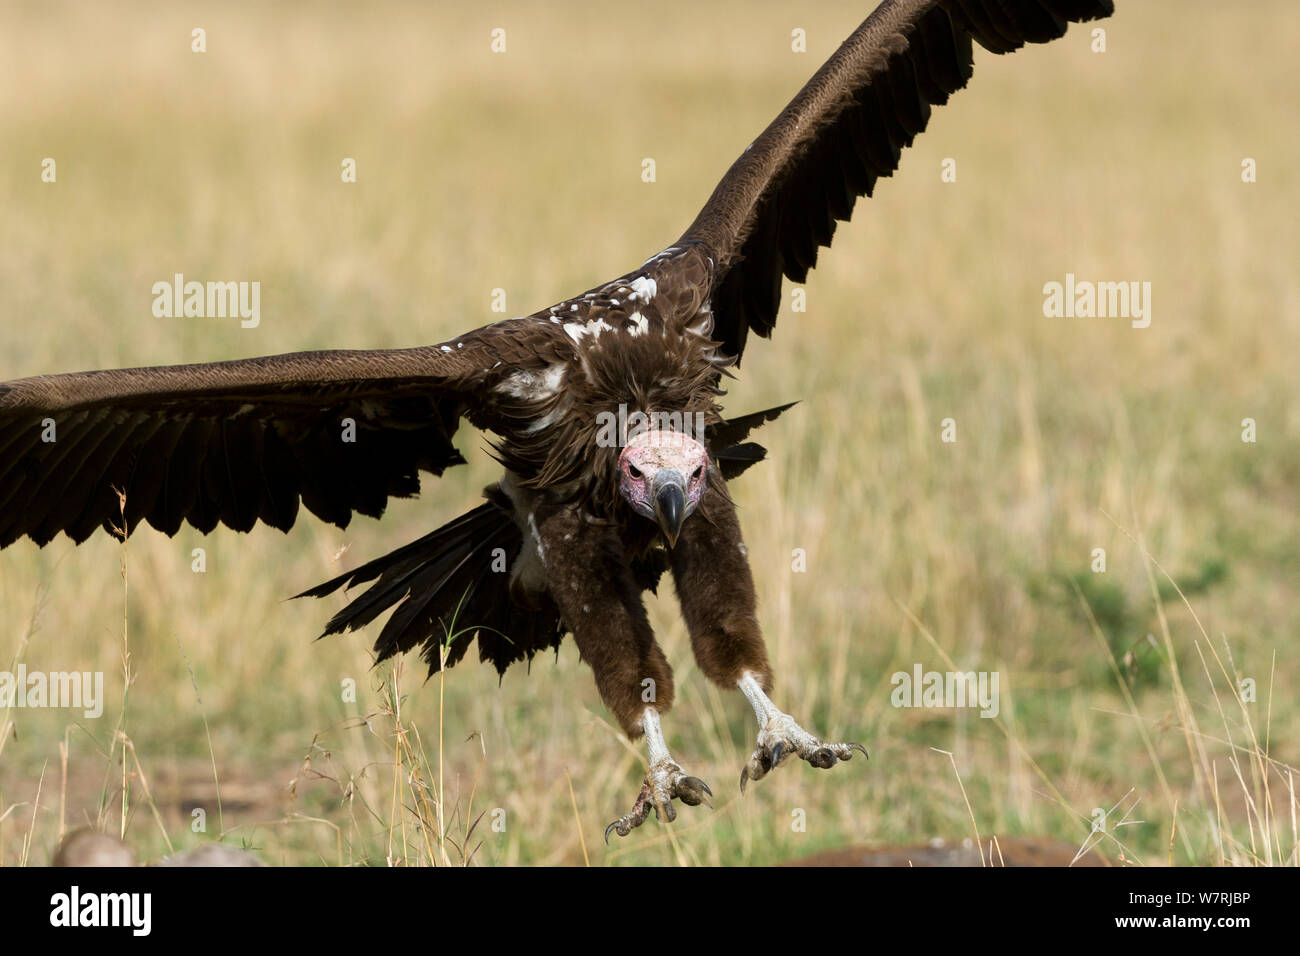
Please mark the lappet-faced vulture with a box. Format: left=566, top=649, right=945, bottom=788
left=0, top=0, right=1115, bottom=837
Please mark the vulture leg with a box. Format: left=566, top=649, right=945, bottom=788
left=667, top=486, right=774, bottom=689
left=603, top=708, right=712, bottom=843
left=668, top=488, right=867, bottom=790
left=737, top=672, right=868, bottom=792
left=533, top=505, right=711, bottom=838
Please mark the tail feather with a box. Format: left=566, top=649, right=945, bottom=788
left=714, top=441, right=768, bottom=479
left=298, top=487, right=564, bottom=677
left=706, top=402, right=796, bottom=450
left=372, top=515, right=519, bottom=671
left=294, top=503, right=498, bottom=600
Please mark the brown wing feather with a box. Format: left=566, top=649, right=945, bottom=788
left=0, top=322, right=559, bottom=546
left=677, top=0, right=1114, bottom=360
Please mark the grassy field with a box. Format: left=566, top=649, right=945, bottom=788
left=1, top=0, right=1296, bottom=867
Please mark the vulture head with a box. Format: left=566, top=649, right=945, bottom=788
left=618, top=427, right=709, bottom=546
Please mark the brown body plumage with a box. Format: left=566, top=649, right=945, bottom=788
left=0, top=0, right=1115, bottom=833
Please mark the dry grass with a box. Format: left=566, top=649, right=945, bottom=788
left=1, top=0, right=1297, bottom=866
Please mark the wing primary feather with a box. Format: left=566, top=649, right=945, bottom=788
left=679, top=0, right=1110, bottom=363
left=107, top=416, right=188, bottom=542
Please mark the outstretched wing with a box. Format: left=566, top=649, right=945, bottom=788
left=0, top=320, right=562, bottom=546
left=677, top=0, right=1114, bottom=360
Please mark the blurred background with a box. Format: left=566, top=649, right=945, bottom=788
left=1, top=0, right=1296, bottom=866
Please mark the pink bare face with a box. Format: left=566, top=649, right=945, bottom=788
left=617, top=428, right=709, bottom=545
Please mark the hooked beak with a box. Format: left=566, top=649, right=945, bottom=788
left=653, top=473, right=686, bottom=546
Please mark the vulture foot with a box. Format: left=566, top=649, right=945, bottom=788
left=739, top=713, right=868, bottom=792
left=737, top=671, right=867, bottom=793
left=604, top=758, right=712, bottom=842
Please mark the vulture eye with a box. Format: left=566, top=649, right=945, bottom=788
left=627, top=464, right=643, bottom=480
left=691, top=465, right=704, bottom=481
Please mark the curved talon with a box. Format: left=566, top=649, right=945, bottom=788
left=740, top=711, right=870, bottom=789
left=609, top=760, right=710, bottom=838
left=605, top=814, right=639, bottom=843
left=678, top=776, right=711, bottom=807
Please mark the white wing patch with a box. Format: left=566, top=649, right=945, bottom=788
left=628, top=275, right=658, bottom=304
left=564, top=316, right=616, bottom=344
left=496, top=363, right=566, bottom=399
left=641, top=245, right=680, bottom=267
